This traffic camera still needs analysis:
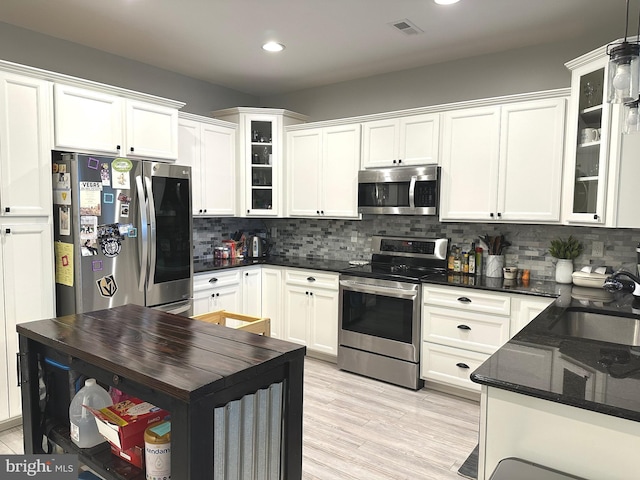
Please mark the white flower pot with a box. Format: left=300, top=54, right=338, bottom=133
left=555, top=259, right=574, bottom=284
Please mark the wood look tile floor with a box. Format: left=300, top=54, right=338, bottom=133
left=0, top=357, right=480, bottom=479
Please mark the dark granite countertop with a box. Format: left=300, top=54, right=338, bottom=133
left=194, top=256, right=355, bottom=275
left=471, top=289, right=640, bottom=423
left=420, top=272, right=559, bottom=298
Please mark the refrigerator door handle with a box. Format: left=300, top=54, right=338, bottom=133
left=136, top=175, right=149, bottom=292
left=145, top=175, right=157, bottom=292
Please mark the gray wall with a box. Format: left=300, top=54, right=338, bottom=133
left=260, top=32, right=621, bottom=121
left=0, top=21, right=256, bottom=116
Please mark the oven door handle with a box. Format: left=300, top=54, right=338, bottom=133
left=340, top=281, right=418, bottom=299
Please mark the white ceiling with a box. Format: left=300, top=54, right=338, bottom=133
left=0, top=0, right=629, bottom=96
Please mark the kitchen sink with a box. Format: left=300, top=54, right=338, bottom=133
left=549, top=309, right=640, bottom=346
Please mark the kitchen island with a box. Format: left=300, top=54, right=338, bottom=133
left=471, top=291, right=640, bottom=480
left=17, top=304, right=305, bottom=480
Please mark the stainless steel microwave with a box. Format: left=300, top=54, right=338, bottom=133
left=357, top=165, right=439, bottom=215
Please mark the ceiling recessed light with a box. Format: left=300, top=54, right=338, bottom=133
left=262, top=42, right=285, bottom=52
left=434, top=0, right=460, bottom=4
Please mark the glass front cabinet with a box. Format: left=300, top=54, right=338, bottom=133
left=212, top=107, right=307, bottom=217
left=563, top=48, right=624, bottom=224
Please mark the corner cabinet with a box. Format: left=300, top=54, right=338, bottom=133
left=212, top=107, right=307, bottom=217
left=440, top=95, right=566, bottom=223
left=178, top=113, right=236, bottom=216
left=53, top=83, right=183, bottom=160
left=361, top=113, right=440, bottom=168
left=562, top=43, right=640, bottom=228
left=286, top=123, right=361, bottom=218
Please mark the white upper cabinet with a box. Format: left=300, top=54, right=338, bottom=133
left=562, top=55, right=612, bottom=225
left=440, top=106, right=501, bottom=221
left=54, top=83, right=183, bottom=160
left=562, top=43, right=640, bottom=228
left=0, top=72, right=53, bottom=217
left=287, top=128, right=321, bottom=217
left=361, top=113, right=439, bottom=168
left=440, top=97, right=566, bottom=223
left=286, top=123, right=361, bottom=218
left=178, top=114, right=236, bottom=216
left=498, top=98, right=566, bottom=222
left=125, top=100, right=178, bottom=159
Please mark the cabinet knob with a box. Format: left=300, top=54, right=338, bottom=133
left=130, top=147, right=135, bottom=152
left=456, top=362, right=470, bottom=369
left=116, top=145, right=121, bottom=150
left=593, top=214, right=599, bottom=220
left=310, top=292, right=313, bottom=296
left=199, top=209, right=203, bottom=213
left=216, top=293, right=220, bottom=297
left=245, top=272, right=249, bottom=276
left=457, top=296, right=472, bottom=303
left=317, top=210, right=320, bottom=214
left=5, top=207, right=9, bottom=213
left=4, top=228, right=10, bottom=234
left=305, top=291, right=309, bottom=295
left=398, top=159, right=402, bottom=164
left=497, top=212, right=502, bottom=218
left=392, top=160, right=397, bottom=164
left=457, top=324, right=472, bottom=330
left=489, top=213, right=494, bottom=218
left=247, top=209, right=250, bottom=214
left=320, top=210, right=324, bottom=215
left=203, top=209, right=207, bottom=213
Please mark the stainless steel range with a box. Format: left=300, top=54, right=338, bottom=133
left=338, top=236, right=448, bottom=389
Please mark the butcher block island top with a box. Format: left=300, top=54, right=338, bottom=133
left=17, top=304, right=305, bottom=480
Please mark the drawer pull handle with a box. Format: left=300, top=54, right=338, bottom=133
left=457, top=324, right=471, bottom=330
left=209, top=278, right=218, bottom=283
left=307, top=277, right=316, bottom=282
left=456, top=362, right=470, bottom=369
left=457, top=296, right=472, bottom=303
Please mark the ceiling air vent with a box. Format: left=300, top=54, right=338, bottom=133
left=389, top=19, right=424, bottom=36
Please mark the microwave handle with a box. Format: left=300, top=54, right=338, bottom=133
left=408, top=175, right=417, bottom=208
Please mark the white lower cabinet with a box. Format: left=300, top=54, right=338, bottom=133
left=261, top=266, right=283, bottom=339
left=193, top=269, right=242, bottom=317
left=422, top=285, right=511, bottom=392
left=1, top=222, right=55, bottom=423
left=283, top=269, right=339, bottom=356
left=241, top=266, right=262, bottom=317
left=421, top=285, right=556, bottom=393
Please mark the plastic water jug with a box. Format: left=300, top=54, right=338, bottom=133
left=69, top=378, right=112, bottom=448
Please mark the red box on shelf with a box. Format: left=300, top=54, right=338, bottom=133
left=87, top=397, right=169, bottom=451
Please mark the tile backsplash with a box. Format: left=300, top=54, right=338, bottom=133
left=194, top=216, right=640, bottom=281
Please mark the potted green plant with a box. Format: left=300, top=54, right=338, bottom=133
left=548, top=235, right=583, bottom=283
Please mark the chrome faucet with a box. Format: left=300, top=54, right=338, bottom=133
left=603, top=270, right=640, bottom=300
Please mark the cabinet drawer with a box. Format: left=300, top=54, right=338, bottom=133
left=194, top=270, right=241, bottom=292
left=423, top=285, right=510, bottom=315
left=284, top=269, right=338, bottom=290
left=421, top=343, right=489, bottom=392
left=423, top=306, right=509, bottom=354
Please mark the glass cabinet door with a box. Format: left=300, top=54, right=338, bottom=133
left=566, top=61, right=612, bottom=223
left=246, top=116, right=278, bottom=215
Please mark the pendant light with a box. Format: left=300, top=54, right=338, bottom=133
left=607, top=0, right=640, bottom=104
left=624, top=99, right=640, bottom=133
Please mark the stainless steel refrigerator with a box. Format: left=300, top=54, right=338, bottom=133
left=52, top=152, right=193, bottom=316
